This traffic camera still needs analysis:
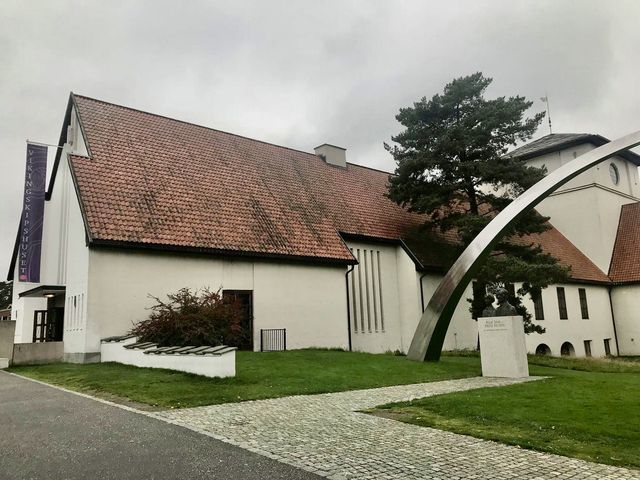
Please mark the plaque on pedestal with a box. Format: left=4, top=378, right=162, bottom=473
left=478, top=315, right=529, bottom=378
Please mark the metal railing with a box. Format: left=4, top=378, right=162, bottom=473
left=260, top=328, right=286, bottom=352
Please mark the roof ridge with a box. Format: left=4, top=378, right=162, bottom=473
left=72, top=93, right=396, bottom=175
left=72, top=93, right=324, bottom=161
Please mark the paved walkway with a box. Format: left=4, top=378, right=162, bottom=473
left=155, top=377, right=640, bottom=480
left=0, top=371, right=320, bottom=480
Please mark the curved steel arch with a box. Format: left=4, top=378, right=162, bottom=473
left=407, top=130, right=640, bottom=362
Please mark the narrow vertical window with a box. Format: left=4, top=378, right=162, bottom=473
left=349, top=248, right=358, bottom=333
left=363, top=249, right=371, bottom=332
left=377, top=251, right=385, bottom=331
left=351, top=270, right=358, bottom=333
left=604, top=338, right=611, bottom=356
left=533, top=293, right=544, bottom=320
left=80, top=293, right=84, bottom=327
left=370, top=250, right=379, bottom=332
left=356, top=249, right=365, bottom=332
left=583, top=340, right=592, bottom=357
left=578, top=288, right=589, bottom=319
left=556, top=287, right=568, bottom=319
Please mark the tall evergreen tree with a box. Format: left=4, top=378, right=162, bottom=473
left=386, top=73, right=569, bottom=332
left=0, top=281, right=12, bottom=310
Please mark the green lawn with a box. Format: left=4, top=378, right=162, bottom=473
left=373, top=356, right=640, bottom=469
left=8, top=349, right=480, bottom=409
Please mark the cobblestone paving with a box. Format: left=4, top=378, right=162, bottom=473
left=154, top=377, right=640, bottom=479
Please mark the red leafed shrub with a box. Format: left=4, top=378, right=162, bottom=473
left=131, top=287, right=246, bottom=347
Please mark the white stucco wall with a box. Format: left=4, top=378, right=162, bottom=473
left=536, top=186, right=638, bottom=272
left=413, top=276, right=616, bottom=357
left=526, top=146, right=639, bottom=272
left=11, top=107, right=90, bottom=347
left=522, top=283, right=617, bottom=357
left=611, top=284, right=640, bottom=355
left=345, top=241, right=423, bottom=354
left=85, top=249, right=349, bottom=354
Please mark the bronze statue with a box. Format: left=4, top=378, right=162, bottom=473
left=494, top=288, right=517, bottom=316
left=481, top=294, right=496, bottom=317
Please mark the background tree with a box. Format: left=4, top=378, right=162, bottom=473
left=386, top=72, right=569, bottom=333
left=0, top=281, right=12, bottom=310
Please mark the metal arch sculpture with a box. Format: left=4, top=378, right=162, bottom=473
left=407, top=130, right=640, bottom=362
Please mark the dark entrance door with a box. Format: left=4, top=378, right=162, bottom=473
left=222, top=290, right=253, bottom=350
left=32, top=308, right=65, bottom=342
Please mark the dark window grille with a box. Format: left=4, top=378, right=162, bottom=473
left=578, top=288, right=589, bottom=319
left=533, top=293, right=545, bottom=320
left=260, top=328, right=286, bottom=352
left=556, top=287, right=568, bottom=319
left=583, top=340, right=592, bottom=357
left=604, top=338, right=611, bottom=356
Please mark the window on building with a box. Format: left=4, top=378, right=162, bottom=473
left=583, top=340, right=592, bottom=357
left=348, top=248, right=385, bottom=333
left=609, top=163, right=620, bottom=185
left=535, top=343, right=551, bottom=356
left=561, top=341, right=575, bottom=356
left=556, top=287, right=568, bottom=319
left=604, top=338, right=611, bottom=356
left=533, top=293, right=544, bottom=320
left=578, top=288, right=589, bottom=319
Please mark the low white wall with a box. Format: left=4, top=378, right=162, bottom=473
left=100, top=338, right=236, bottom=378
left=12, top=342, right=64, bottom=365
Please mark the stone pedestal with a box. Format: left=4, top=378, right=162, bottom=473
left=478, top=315, right=529, bottom=378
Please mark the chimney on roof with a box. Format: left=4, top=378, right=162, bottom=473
left=315, top=143, right=346, bottom=168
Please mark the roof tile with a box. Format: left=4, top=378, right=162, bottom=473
left=609, top=202, right=640, bottom=283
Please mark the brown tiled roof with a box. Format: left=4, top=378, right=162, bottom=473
left=70, top=95, right=423, bottom=264
left=609, top=202, right=640, bottom=283
left=69, top=94, right=609, bottom=282
left=521, top=228, right=610, bottom=283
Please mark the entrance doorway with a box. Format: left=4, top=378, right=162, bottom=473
left=32, top=307, right=64, bottom=342
left=223, top=290, right=253, bottom=350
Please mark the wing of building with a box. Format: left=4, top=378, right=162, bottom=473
left=7, top=95, right=640, bottom=362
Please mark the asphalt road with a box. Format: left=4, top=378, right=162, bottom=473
left=0, top=371, right=320, bottom=480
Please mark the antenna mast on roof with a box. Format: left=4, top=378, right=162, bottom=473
left=540, top=95, right=552, bottom=134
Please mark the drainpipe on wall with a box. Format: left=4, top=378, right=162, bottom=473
left=345, top=265, right=355, bottom=351
left=419, top=273, right=428, bottom=312
left=607, top=285, right=621, bottom=355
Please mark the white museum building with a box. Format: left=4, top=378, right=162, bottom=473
left=7, top=94, right=640, bottom=362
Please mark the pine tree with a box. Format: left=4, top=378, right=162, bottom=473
left=0, top=281, right=12, bottom=310
left=386, top=73, right=569, bottom=333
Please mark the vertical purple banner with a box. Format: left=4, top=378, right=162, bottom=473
left=18, top=143, right=47, bottom=282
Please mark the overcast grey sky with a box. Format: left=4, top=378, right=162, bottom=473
left=1, top=0, right=639, bottom=277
